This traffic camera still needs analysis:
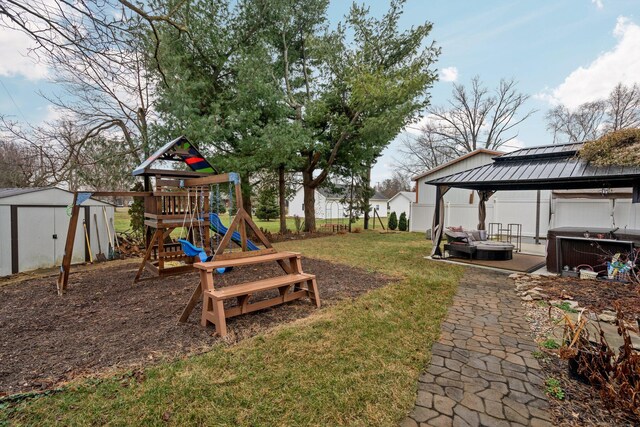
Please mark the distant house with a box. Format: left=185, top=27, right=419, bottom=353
left=387, top=191, right=415, bottom=220
left=0, top=187, right=115, bottom=276
left=289, top=185, right=389, bottom=219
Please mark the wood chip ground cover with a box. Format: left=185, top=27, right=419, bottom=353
left=0, top=257, right=392, bottom=396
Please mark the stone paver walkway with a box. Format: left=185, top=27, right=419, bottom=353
left=401, top=268, right=552, bottom=427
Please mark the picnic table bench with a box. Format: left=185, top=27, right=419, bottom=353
left=179, top=250, right=320, bottom=337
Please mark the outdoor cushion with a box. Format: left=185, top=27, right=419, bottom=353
left=444, top=230, right=469, bottom=243
left=447, top=226, right=464, bottom=232
left=473, top=241, right=514, bottom=251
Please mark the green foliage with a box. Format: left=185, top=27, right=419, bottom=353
left=398, top=212, right=408, bottom=231
left=388, top=211, right=398, bottom=231
left=128, top=182, right=145, bottom=241
left=554, top=302, right=578, bottom=313
left=545, top=378, right=565, bottom=400
left=255, top=188, right=279, bottom=221
left=532, top=350, right=545, bottom=360
left=541, top=338, right=560, bottom=349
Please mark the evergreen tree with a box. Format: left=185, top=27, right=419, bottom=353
left=255, top=188, right=279, bottom=221
left=388, top=212, right=398, bottom=231
left=398, top=212, right=408, bottom=231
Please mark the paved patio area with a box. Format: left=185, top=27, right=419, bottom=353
left=401, top=268, right=552, bottom=427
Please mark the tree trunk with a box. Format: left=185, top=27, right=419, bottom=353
left=363, top=165, right=371, bottom=230
left=302, top=169, right=316, bottom=232
left=278, top=165, right=287, bottom=234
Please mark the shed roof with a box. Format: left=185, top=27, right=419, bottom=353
left=426, top=142, right=640, bottom=191
left=0, top=188, right=48, bottom=199
left=0, top=187, right=115, bottom=205
left=388, top=191, right=416, bottom=203
left=411, top=149, right=504, bottom=181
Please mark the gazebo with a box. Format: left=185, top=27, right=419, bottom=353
left=425, top=142, right=640, bottom=257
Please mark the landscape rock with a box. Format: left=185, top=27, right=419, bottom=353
left=521, top=295, right=533, bottom=301
left=598, top=313, right=617, bottom=323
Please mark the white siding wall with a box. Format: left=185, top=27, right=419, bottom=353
left=0, top=206, right=11, bottom=276
left=388, top=196, right=412, bottom=220
left=370, top=199, right=388, bottom=218
left=289, top=187, right=305, bottom=218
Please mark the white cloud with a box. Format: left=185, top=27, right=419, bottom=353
left=592, top=0, right=604, bottom=10
left=536, top=16, right=640, bottom=109
left=0, top=22, right=49, bottom=80
left=440, top=66, right=459, bottom=82
left=500, top=137, right=526, bottom=153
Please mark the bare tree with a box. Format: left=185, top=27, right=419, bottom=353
left=376, top=171, right=411, bottom=199
left=607, top=83, right=640, bottom=131
left=0, top=139, right=52, bottom=187
left=546, top=101, right=607, bottom=143
left=395, top=76, right=534, bottom=175
left=545, top=83, right=640, bottom=143
left=394, top=132, right=458, bottom=177
left=0, top=1, right=192, bottom=188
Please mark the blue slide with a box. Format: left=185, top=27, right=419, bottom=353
left=209, top=213, right=260, bottom=251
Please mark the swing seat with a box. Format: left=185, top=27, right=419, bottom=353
left=178, top=239, right=232, bottom=272
left=178, top=239, right=204, bottom=256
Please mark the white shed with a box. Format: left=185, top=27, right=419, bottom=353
left=289, top=185, right=389, bottom=219
left=388, top=191, right=415, bottom=220
left=0, top=188, right=115, bottom=276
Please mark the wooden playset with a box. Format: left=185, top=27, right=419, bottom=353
left=56, top=136, right=320, bottom=336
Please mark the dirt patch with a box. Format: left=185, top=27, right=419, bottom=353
left=532, top=275, right=640, bottom=321
left=0, top=258, right=393, bottom=396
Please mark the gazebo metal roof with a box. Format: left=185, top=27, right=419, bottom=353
left=426, top=142, right=640, bottom=192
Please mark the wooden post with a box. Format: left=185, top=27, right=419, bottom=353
left=234, top=181, right=248, bottom=252
left=57, top=192, right=81, bottom=295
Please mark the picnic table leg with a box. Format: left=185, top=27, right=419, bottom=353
left=179, top=282, right=202, bottom=323
left=213, top=299, right=227, bottom=337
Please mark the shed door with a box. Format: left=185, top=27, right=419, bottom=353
left=17, top=207, right=56, bottom=272
left=53, top=207, right=86, bottom=266
left=17, top=207, right=86, bottom=273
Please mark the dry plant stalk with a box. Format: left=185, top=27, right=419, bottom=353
left=559, top=304, right=640, bottom=419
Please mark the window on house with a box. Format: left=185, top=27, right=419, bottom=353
left=302, top=203, right=304, bottom=210
left=376, top=205, right=379, bottom=210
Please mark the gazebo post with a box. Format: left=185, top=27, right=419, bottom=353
left=431, top=185, right=450, bottom=257
left=477, top=190, right=495, bottom=231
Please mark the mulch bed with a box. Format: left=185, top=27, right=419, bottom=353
left=532, top=275, right=640, bottom=321
left=0, top=258, right=393, bottom=396
left=540, top=352, right=639, bottom=426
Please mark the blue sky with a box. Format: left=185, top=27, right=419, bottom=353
left=1, top=0, right=639, bottom=185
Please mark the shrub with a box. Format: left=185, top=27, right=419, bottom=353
left=388, top=212, right=398, bottom=230
left=545, top=378, right=565, bottom=400
left=398, top=212, right=407, bottom=231
left=293, top=215, right=303, bottom=232
left=255, top=189, right=279, bottom=221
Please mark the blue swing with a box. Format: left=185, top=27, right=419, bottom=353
left=178, top=238, right=228, bottom=273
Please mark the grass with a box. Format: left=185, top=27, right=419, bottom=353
left=1, top=231, right=463, bottom=426
left=113, top=207, right=386, bottom=235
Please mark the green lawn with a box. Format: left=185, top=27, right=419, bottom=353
left=114, top=207, right=386, bottom=234
left=2, top=232, right=462, bottom=426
